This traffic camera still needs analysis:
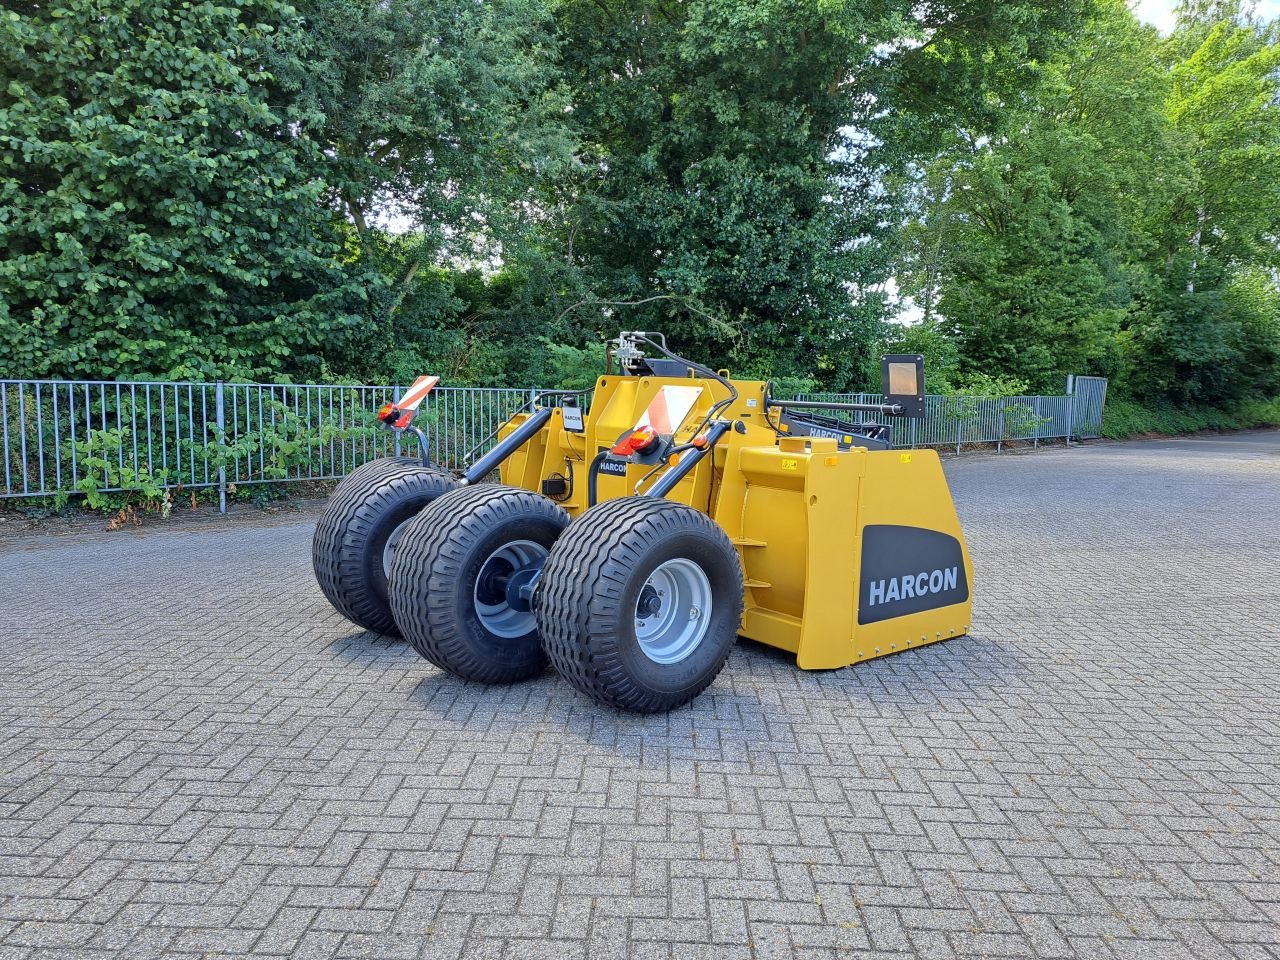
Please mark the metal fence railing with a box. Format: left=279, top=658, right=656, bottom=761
left=0, top=376, right=1105, bottom=510
left=0, top=380, right=537, bottom=509
left=796, top=379, right=1106, bottom=453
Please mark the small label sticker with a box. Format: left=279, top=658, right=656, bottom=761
left=562, top=406, right=584, bottom=431
left=746, top=398, right=758, bottom=408
left=781, top=458, right=799, bottom=471
left=899, top=453, right=913, bottom=463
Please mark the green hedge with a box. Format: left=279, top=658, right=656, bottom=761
left=1101, top=398, right=1280, bottom=439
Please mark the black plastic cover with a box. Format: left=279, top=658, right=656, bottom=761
left=881, top=355, right=926, bottom=419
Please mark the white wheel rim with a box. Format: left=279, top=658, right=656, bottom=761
left=473, top=540, right=549, bottom=639
left=382, top=517, right=415, bottom=578
left=635, top=558, right=713, bottom=664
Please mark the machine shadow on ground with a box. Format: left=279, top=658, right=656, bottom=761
left=387, top=629, right=1032, bottom=755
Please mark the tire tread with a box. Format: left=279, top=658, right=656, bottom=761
left=390, top=485, right=569, bottom=682
left=538, top=498, right=743, bottom=712
left=312, top=458, right=455, bottom=634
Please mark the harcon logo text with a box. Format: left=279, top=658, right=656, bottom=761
left=867, top=567, right=959, bottom=606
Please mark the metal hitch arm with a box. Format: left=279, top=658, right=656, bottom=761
left=639, top=420, right=733, bottom=500
left=461, top=407, right=553, bottom=485
left=765, top=397, right=903, bottom=416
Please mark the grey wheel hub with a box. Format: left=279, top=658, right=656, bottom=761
left=382, top=517, right=415, bottom=578
left=635, top=558, right=713, bottom=664
left=473, top=540, right=549, bottom=639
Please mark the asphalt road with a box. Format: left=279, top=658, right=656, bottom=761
left=2, top=432, right=1278, bottom=959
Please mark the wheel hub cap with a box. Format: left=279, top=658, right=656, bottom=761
left=382, top=517, right=415, bottom=578
left=473, top=540, right=549, bottom=638
left=635, top=558, right=713, bottom=664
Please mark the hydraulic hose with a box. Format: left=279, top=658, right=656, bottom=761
left=586, top=449, right=609, bottom=508
left=633, top=333, right=738, bottom=437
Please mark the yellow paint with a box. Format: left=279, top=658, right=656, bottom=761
left=498, top=368, right=974, bottom=670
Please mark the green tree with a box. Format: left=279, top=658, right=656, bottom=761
left=896, top=0, right=1280, bottom=407
left=527, top=0, right=1088, bottom=389
left=1124, top=7, right=1280, bottom=403
left=936, top=144, right=1130, bottom=391
left=289, top=0, right=574, bottom=374
left=900, top=0, right=1185, bottom=391
left=0, top=0, right=362, bottom=380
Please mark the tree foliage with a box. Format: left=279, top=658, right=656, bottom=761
left=0, top=0, right=1275, bottom=412
left=288, top=0, right=572, bottom=371
left=900, top=0, right=1279, bottom=403
left=1124, top=8, right=1280, bottom=403
left=0, top=0, right=361, bottom=379
left=534, top=0, right=1088, bottom=387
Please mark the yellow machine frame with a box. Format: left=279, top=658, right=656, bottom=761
left=496, top=370, right=973, bottom=670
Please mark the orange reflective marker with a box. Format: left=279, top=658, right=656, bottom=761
left=397, top=375, right=439, bottom=412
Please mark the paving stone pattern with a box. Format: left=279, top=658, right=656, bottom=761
left=2, top=432, right=1279, bottom=959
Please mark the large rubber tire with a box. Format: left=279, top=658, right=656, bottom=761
left=537, top=498, right=744, bottom=713
left=389, top=485, right=570, bottom=683
left=312, top=460, right=458, bottom=635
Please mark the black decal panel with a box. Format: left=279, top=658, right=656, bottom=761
left=858, top=525, right=969, bottom=625
left=598, top=458, right=629, bottom=477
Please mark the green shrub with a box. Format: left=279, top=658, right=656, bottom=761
left=1234, top=397, right=1280, bottom=429
left=1101, top=398, right=1280, bottom=439
left=71, top=428, right=171, bottom=511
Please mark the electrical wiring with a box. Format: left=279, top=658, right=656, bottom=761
left=633, top=333, right=738, bottom=439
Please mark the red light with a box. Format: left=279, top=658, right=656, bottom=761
left=611, top=426, right=659, bottom=456
left=691, top=433, right=709, bottom=450
left=378, top=403, right=414, bottom=429
left=631, top=426, right=658, bottom=451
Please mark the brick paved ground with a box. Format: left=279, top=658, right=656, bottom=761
left=2, top=432, right=1278, bottom=960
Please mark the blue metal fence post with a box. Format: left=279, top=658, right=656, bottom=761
left=215, top=381, right=227, bottom=513
left=393, top=384, right=403, bottom=458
